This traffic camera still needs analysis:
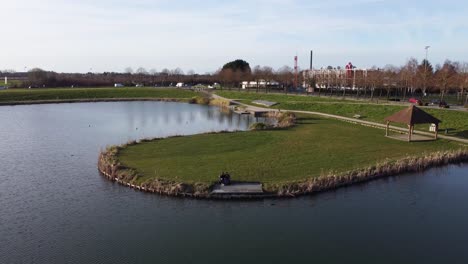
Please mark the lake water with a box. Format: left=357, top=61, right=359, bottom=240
left=0, top=101, right=467, bottom=264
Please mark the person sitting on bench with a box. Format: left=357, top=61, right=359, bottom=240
left=219, top=172, right=231, bottom=185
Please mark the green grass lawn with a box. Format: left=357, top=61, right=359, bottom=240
left=216, top=91, right=468, bottom=138
left=0, top=87, right=200, bottom=102
left=0, top=80, right=23, bottom=87
left=118, top=115, right=464, bottom=186
left=216, top=90, right=362, bottom=104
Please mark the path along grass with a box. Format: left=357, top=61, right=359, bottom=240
left=118, top=114, right=464, bottom=188
left=215, top=91, right=468, bottom=138
left=0, top=87, right=200, bottom=102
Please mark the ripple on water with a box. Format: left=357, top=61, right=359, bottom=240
left=0, top=102, right=467, bottom=264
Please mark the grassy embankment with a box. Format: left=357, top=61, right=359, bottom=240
left=215, top=91, right=468, bottom=138
left=117, top=114, right=466, bottom=191
left=0, top=87, right=201, bottom=103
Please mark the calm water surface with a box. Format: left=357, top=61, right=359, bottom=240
left=0, top=101, right=467, bottom=264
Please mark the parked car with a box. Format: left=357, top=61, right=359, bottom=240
left=439, top=101, right=449, bottom=108
left=409, top=98, right=424, bottom=106
left=430, top=99, right=450, bottom=108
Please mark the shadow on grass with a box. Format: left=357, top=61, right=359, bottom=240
left=454, top=130, right=468, bottom=139
left=439, top=128, right=468, bottom=139
left=296, top=117, right=320, bottom=125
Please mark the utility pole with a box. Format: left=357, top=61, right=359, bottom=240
left=309, top=50, right=314, bottom=93
left=424, top=46, right=430, bottom=96
left=294, top=55, right=298, bottom=89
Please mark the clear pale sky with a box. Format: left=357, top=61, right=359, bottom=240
left=2, top=0, right=467, bottom=73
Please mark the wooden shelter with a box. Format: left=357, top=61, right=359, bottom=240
left=384, top=105, right=441, bottom=142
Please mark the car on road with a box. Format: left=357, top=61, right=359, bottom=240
left=430, top=99, right=450, bottom=108
left=408, top=98, right=425, bottom=106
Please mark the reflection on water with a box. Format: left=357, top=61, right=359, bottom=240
left=0, top=101, right=467, bottom=264
left=113, top=101, right=271, bottom=136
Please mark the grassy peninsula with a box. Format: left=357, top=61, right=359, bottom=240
left=116, top=114, right=465, bottom=191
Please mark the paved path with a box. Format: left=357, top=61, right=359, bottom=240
left=212, top=93, right=468, bottom=145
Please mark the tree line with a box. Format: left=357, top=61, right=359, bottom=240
left=2, top=58, right=467, bottom=104
left=312, top=58, right=467, bottom=103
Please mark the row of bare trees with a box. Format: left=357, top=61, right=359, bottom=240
left=5, top=58, right=468, bottom=105
left=19, top=68, right=216, bottom=88
left=14, top=65, right=297, bottom=92
left=310, top=58, right=468, bottom=104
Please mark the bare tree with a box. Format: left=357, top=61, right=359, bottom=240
left=134, top=67, right=148, bottom=84
left=186, top=69, right=195, bottom=76
left=261, top=66, right=274, bottom=93
left=186, top=69, right=195, bottom=85
left=172, top=68, right=184, bottom=83
left=149, top=68, right=158, bottom=75
left=136, top=67, right=148, bottom=75
left=252, top=65, right=262, bottom=93
left=434, top=60, right=457, bottom=100
left=383, top=64, right=399, bottom=100
left=367, top=67, right=383, bottom=101
left=149, top=68, right=158, bottom=85
left=160, top=68, right=170, bottom=86
left=219, top=68, right=234, bottom=89
left=277, top=66, right=293, bottom=94
left=124, top=67, right=133, bottom=75
left=417, top=59, right=433, bottom=96
left=401, top=58, right=419, bottom=98
left=454, top=62, right=468, bottom=105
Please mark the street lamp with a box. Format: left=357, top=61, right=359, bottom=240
left=423, top=46, right=430, bottom=97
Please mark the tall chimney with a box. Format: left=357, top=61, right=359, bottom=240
left=310, top=50, right=313, bottom=70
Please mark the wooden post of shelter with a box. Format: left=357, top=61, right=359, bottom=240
left=408, top=125, right=412, bottom=142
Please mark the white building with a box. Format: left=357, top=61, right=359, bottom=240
left=302, top=68, right=370, bottom=91
left=241, top=80, right=280, bottom=89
